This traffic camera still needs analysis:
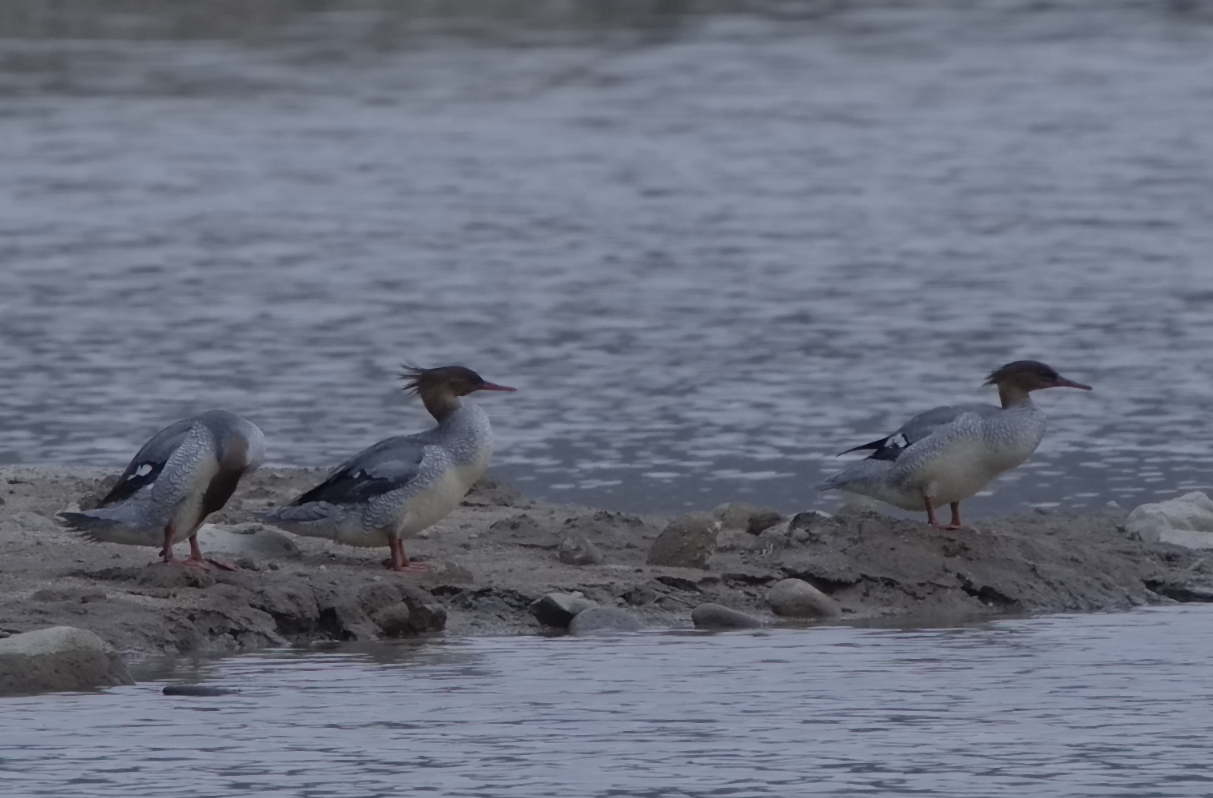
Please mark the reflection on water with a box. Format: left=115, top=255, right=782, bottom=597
left=5, top=606, right=1213, bottom=797
left=1, top=1, right=1213, bottom=515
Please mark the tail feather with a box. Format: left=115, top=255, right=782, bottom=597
left=819, top=459, right=895, bottom=493
left=837, top=437, right=889, bottom=456
left=56, top=510, right=158, bottom=547
left=260, top=502, right=350, bottom=539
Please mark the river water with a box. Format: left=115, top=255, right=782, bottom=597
left=2, top=1, right=1213, bottom=516
left=5, top=5, right=1213, bottom=791
left=3, top=606, right=1213, bottom=797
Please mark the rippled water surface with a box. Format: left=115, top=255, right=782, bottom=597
left=2, top=0, right=1213, bottom=514
left=4, top=607, right=1213, bottom=797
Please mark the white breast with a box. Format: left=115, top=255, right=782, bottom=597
left=397, top=448, right=492, bottom=539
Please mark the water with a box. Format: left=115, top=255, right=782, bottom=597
left=2, top=606, right=1212, bottom=797
left=3, top=0, right=1213, bottom=515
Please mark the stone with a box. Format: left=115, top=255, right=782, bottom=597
left=747, top=510, right=784, bottom=536
left=371, top=603, right=414, bottom=637
left=714, top=503, right=785, bottom=535
left=464, top=475, right=524, bottom=507
left=529, top=592, right=597, bottom=628
left=766, top=578, right=841, bottom=619
left=558, top=533, right=605, bottom=566
left=196, top=523, right=302, bottom=559
left=622, top=585, right=658, bottom=606
left=691, top=603, right=763, bottom=630
left=646, top=512, right=718, bottom=569
left=0, top=626, right=134, bottom=696
left=568, top=606, right=644, bottom=636
left=1127, top=492, right=1213, bottom=549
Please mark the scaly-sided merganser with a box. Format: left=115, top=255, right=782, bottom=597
left=821, top=360, right=1091, bottom=528
left=58, top=410, right=267, bottom=567
left=262, top=365, right=515, bottom=572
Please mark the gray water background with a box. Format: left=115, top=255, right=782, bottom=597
left=4, top=606, right=1213, bottom=797
left=2, top=0, right=1213, bottom=515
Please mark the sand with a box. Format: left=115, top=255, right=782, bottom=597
left=1, top=465, right=1211, bottom=658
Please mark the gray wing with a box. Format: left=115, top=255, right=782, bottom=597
left=289, top=435, right=430, bottom=507
left=97, top=417, right=198, bottom=507
left=841, top=403, right=995, bottom=462
left=888, top=409, right=987, bottom=485
left=147, top=421, right=221, bottom=516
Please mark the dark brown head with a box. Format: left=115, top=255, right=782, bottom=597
left=983, top=360, right=1091, bottom=406
left=401, top=364, right=516, bottom=421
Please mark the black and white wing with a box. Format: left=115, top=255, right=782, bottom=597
left=289, top=435, right=429, bottom=507
left=97, top=416, right=197, bottom=507
left=839, top=403, right=993, bottom=462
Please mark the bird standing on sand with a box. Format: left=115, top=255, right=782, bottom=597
left=821, top=360, right=1091, bottom=528
left=58, top=410, right=267, bottom=567
left=261, top=365, right=516, bottom=572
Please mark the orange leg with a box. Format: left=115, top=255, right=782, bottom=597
left=186, top=535, right=236, bottom=571
left=160, top=526, right=181, bottom=563
left=923, top=496, right=941, bottom=527
left=386, top=537, right=429, bottom=574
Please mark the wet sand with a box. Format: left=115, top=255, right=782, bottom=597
left=1, top=465, right=1211, bottom=657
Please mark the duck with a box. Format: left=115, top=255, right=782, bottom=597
left=58, top=410, right=267, bottom=567
left=262, top=365, right=515, bottom=572
left=821, top=360, right=1091, bottom=528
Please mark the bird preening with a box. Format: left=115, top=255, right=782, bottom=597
left=57, top=410, right=267, bottom=569
left=57, top=358, right=1091, bottom=574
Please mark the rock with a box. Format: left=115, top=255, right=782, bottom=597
left=371, top=603, right=414, bottom=637
left=558, top=533, right=604, bottom=566
left=568, top=606, right=644, bottom=636
left=691, top=603, right=763, bottom=630
left=562, top=511, right=652, bottom=551
left=647, top=512, right=718, bottom=569
left=714, top=503, right=786, bottom=535
left=196, top=523, right=302, bottom=559
left=766, top=578, right=841, bottom=619
left=529, top=592, right=597, bottom=628
left=0, top=626, right=134, bottom=696
left=138, top=564, right=217, bottom=589
left=622, top=585, right=658, bottom=606
left=464, top=475, right=524, bottom=507
left=163, top=684, right=236, bottom=697
left=1127, top=492, right=1213, bottom=549
left=747, top=510, right=784, bottom=536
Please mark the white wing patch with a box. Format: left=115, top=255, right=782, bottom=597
left=131, top=463, right=154, bottom=479
left=887, top=433, right=908, bottom=449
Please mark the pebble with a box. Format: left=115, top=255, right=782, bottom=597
left=690, top=603, right=763, bottom=630
left=568, top=607, right=644, bottom=636
left=646, top=512, right=718, bottom=569
left=529, top=592, right=597, bottom=628
left=372, top=603, right=414, bottom=637
left=558, top=533, right=605, bottom=566
left=766, top=578, right=841, bottom=619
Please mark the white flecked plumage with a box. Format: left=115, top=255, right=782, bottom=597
left=822, top=360, right=1091, bottom=528
left=57, top=410, right=267, bottom=562
left=262, top=365, right=515, bottom=572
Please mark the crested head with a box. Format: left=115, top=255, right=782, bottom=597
left=400, top=364, right=516, bottom=421
left=983, top=360, right=1091, bottom=404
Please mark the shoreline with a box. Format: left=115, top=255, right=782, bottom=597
left=2, top=465, right=1212, bottom=658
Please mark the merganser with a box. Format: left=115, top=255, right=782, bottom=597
left=821, top=360, right=1091, bottom=528
left=58, top=410, right=267, bottom=567
left=262, top=365, right=515, bottom=572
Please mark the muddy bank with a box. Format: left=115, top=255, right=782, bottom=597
left=1, top=465, right=1212, bottom=657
